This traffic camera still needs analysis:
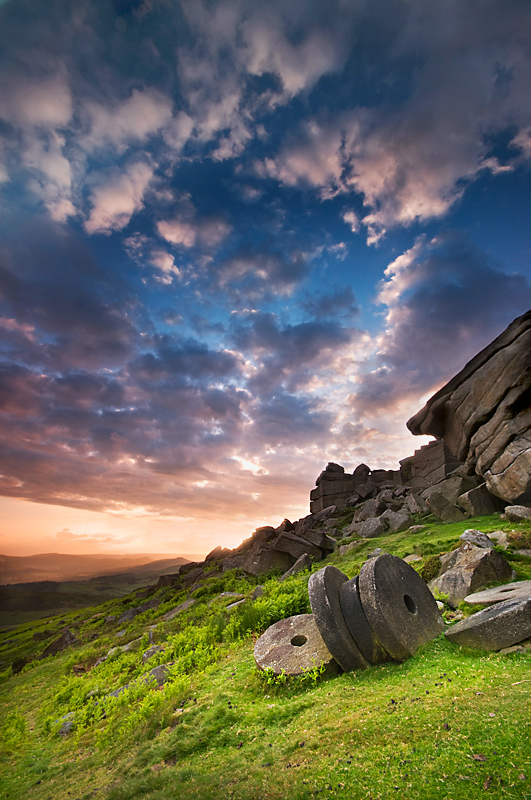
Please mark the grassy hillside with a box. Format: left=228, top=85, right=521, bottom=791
left=1, top=513, right=530, bottom=800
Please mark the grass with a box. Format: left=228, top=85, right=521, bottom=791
left=1, top=514, right=530, bottom=800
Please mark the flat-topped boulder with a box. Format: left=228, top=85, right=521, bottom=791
left=407, top=310, right=531, bottom=505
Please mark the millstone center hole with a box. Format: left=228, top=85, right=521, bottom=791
left=291, top=635, right=307, bottom=647
left=404, top=594, right=417, bottom=615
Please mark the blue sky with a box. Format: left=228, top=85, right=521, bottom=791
left=1, top=0, right=531, bottom=556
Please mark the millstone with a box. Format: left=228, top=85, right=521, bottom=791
left=253, top=613, right=340, bottom=676
left=339, top=576, right=390, bottom=665
left=308, top=566, right=368, bottom=672
left=464, top=580, right=531, bottom=606
left=358, top=554, right=444, bottom=662
left=445, top=596, right=531, bottom=651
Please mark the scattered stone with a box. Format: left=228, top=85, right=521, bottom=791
left=338, top=541, right=360, bottom=557
left=358, top=517, right=387, bottom=539
left=271, top=532, right=322, bottom=561
left=339, top=576, right=390, bottom=665
left=429, top=542, right=513, bottom=606
left=487, top=530, right=510, bottom=548
left=358, top=554, right=444, bottom=662
left=380, top=509, right=413, bottom=532
left=445, top=597, right=531, bottom=651
left=254, top=614, right=340, bottom=677
left=403, top=554, right=422, bottom=563
left=409, top=525, right=427, bottom=533
left=464, top=580, right=531, bottom=606
left=252, top=586, right=265, bottom=600
left=457, top=483, right=505, bottom=516
left=115, top=629, right=126, bottom=637
left=226, top=599, right=246, bottom=610
left=308, top=566, right=368, bottom=672
left=279, top=553, right=312, bottom=581
left=459, top=529, right=494, bottom=548
left=142, top=645, right=165, bottom=663
left=504, top=505, right=531, bottom=522
left=41, top=628, right=78, bottom=659
left=406, top=494, right=428, bottom=514
left=58, top=713, right=75, bottom=735
left=117, top=607, right=140, bottom=625
left=426, top=492, right=467, bottom=522
left=162, top=598, right=196, bottom=621
left=367, top=548, right=385, bottom=559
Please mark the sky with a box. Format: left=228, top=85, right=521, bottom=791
left=1, top=0, right=531, bottom=558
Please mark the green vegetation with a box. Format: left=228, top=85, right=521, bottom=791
left=1, top=514, right=530, bottom=799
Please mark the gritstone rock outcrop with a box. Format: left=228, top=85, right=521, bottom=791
left=406, top=309, right=531, bottom=505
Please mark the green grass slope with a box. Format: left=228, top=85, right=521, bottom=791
left=1, top=513, right=530, bottom=800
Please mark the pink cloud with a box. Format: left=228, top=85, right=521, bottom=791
left=85, top=161, right=154, bottom=234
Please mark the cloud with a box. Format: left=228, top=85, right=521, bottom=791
left=85, top=161, right=154, bottom=234
left=54, top=527, right=112, bottom=545
left=350, top=231, right=531, bottom=414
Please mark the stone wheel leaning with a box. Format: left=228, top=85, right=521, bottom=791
left=358, top=554, right=444, bottom=662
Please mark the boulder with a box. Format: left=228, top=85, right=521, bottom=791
left=358, top=517, right=387, bottom=539
left=279, top=553, right=312, bottom=581
left=380, top=509, right=413, bottom=532
left=504, top=505, right=531, bottom=522
left=242, top=544, right=293, bottom=577
left=445, top=597, right=531, bottom=651
left=459, top=529, right=494, bottom=548
left=162, top=598, right=196, bottom=621
left=457, top=483, right=505, bottom=517
left=429, top=542, right=513, bottom=605
left=41, top=628, right=78, bottom=659
left=464, top=580, right=531, bottom=606
left=425, top=492, right=467, bottom=522
left=270, top=532, right=322, bottom=561
left=407, top=309, right=531, bottom=505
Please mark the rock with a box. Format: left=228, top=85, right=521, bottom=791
left=356, top=482, right=378, bottom=500
left=464, top=580, right=531, bottom=606
left=205, top=545, right=232, bottom=561
left=425, top=491, right=467, bottom=522
left=339, top=576, right=390, bottom=665
left=459, top=529, right=495, bottom=548
left=409, top=525, right=427, bottom=533
left=504, top=505, right=531, bottom=522
left=58, top=713, right=75, bottom=735
left=406, top=494, right=428, bottom=514
left=488, top=530, right=510, bottom=548
left=339, top=541, right=361, bottom=556
left=407, top=309, right=531, bottom=505
left=254, top=614, right=340, bottom=677
left=41, top=629, right=78, bottom=659
left=297, top=529, right=336, bottom=553
left=404, top=554, right=422, bottom=563
left=358, top=555, right=444, bottom=662
left=116, top=607, right=141, bottom=624
left=279, top=553, right=312, bottom=581
left=354, top=498, right=387, bottom=522
left=353, top=463, right=371, bottom=479
left=429, top=543, right=513, bottom=606
left=104, top=615, right=116, bottom=623
left=358, top=517, right=387, bottom=538
left=308, top=566, right=368, bottom=672
left=380, top=509, right=413, bottom=532
left=252, top=586, right=265, bottom=599
left=457, top=483, right=505, bottom=516
left=142, top=645, right=165, bottom=663
left=226, top=599, right=246, bottom=610
left=242, top=544, right=294, bottom=577
left=162, top=599, right=196, bottom=621
left=445, top=597, right=531, bottom=651
left=276, top=518, right=295, bottom=532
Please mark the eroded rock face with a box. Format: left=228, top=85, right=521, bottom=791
left=407, top=310, right=531, bottom=505
left=429, top=542, right=513, bottom=606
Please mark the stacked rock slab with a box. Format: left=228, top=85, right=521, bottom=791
left=407, top=309, right=531, bottom=505
left=310, top=462, right=402, bottom=514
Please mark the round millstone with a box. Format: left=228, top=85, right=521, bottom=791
left=464, top=580, right=531, bottom=606
left=339, top=576, right=390, bottom=665
left=358, top=554, right=445, bottom=662
left=445, top=596, right=531, bottom=651
left=308, top=566, right=368, bottom=672
left=253, top=613, right=340, bottom=677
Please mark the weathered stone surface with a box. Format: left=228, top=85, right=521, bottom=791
left=308, top=566, right=368, bottom=672
left=298, top=529, right=336, bottom=552
left=358, top=517, right=387, bottom=538
left=459, top=529, right=494, bottom=548
left=406, top=494, right=428, bottom=514
left=271, top=532, right=322, bottom=561
left=279, top=553, right=312, bottom=582
left=339, top=541, right=361, bottom=556
left=358, top=555, right=444, bottom=662
left=445, top=597, right=531, bottom=651
left=464, top=580, right=531, bottom=606
left=457, top=484, right=505, bottom=516
left=142, top=645, right=165, bottom=663
left=205, top=545, right=232, bottom=561
left=162, top=598, right=196, bottom=621
left=41, top=628, right=78, bottom=658
left=339, top=576, right=390, bottom=665
left=354, top=498, right=387, bottom=522
left=380, top=509, right=413, bottom=532
left=253, top=614, right=340, bottom=677
left=429, top=543, right=512, bottom=606
left=407, top=309, right=531, bottom=505
left=504, top=505, right=531, bottom=522
left=242, top=544, right=293, bottom=577
left=425, top=491, right=467, bottom=522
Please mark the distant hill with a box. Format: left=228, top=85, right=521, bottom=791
left=0, top=552, right=204, bottom=585
left=0, top=555, right=203, bottom=626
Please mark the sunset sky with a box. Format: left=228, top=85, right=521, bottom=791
left=1, top=0, right=531, bottom=558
